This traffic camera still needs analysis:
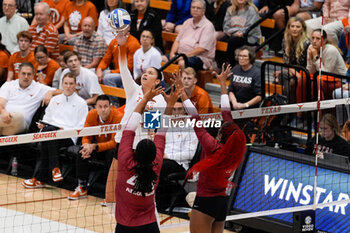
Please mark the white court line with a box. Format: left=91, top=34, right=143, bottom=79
left=0, top=207, right=96, bottom=233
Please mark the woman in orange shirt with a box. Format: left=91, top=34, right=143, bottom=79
left=0, top=34, right=10, bottom=86
left=62, top=0, right=98, bottom=45
left=34, top=45, right=60, bottom=86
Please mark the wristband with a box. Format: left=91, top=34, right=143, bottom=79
left=245, top=103, right=249, bottom=108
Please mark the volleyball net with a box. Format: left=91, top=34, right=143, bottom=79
left=1, top=98, right=350, bottom=232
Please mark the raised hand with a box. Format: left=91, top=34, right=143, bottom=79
left=171, top=69, right=185, bottom=91
left=115, top=30, right=129, bottom=46
left=143, top=84, right=164, bottom=102
left=213, top=63, right=232, bottom=84
left=171, top=69, right=188, bottom=101
left=163, top=85, right=184, bottom=107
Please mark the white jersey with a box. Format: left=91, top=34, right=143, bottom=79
left=42, top=92, right=88, bottom=143
left=116, top=45, right=166, bottom=148
left=0, top=80, right=54, bottom=125
left=59, top=67, right=103, bottom=100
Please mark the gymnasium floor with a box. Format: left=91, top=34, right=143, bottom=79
left=0, top=174, right=234, bottom=233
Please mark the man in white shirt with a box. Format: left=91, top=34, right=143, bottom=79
left=0, top=0, right=29, bottom=53
left=22, top=72, right=88, bottom=188
left=59, top=50, right=104, bottom=105
left=157, top=101, right=198, bottom=209
left=0, top=62, right=57, bottom=135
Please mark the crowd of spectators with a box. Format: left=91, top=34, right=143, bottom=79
left=0, top=0, right=350, bottom=214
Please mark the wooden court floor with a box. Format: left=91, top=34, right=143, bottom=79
left=0, top=174, right=235, bottom=233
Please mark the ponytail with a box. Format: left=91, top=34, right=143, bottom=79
left=131, top=139, right=158, bottom=197
left=130, top=163, right=158, bottom=197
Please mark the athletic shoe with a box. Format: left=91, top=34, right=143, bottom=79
left=68, top=186, right=87, bottom=200
left=22, top=178, right=45, bottom=189
left=52, top=167, right=63, bottom=182
left=100, top=199, right=107, bottom=207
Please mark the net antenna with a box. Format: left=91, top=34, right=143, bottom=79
left=313, top=13, right=325, bottom=210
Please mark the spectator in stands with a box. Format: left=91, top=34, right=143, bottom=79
left=167, top=0, right=216, bottom=71
left=307, top=29, right=347, bottom=75
left=68, top=95, right=122, bottom=200
left=300, top=29, right=345, bottom=105
left=34, top=45, right=60, bottom=86
left=283, top=17, right=310, bottom=69
left=130, top=0, right=164, bottom=53
left=60, top=50, right=103, bottom=105
left=52, top=50, right=69, bottom=89
left=275, top=17, right=310, bottom=104
left=97, top=0, right=124, bottom=45
left=0, top=0, right=29, bottom=53
left=163, top=101, right=198, bottom=171
left=305, top=0, right=350, bottom=45
left=0, top=62, right=58, bottom=136
left=31, top=0, right=69, bottom=32
left=228, top=46, right=261, bottom=109
left=163, top=0, right=192, bottom=33
left=133, top=30, right=162, bottom=80
left=0, top=33, right=10, bottom=86
left=305, top=113, right=350, bottom=158
left=156, top=100, right=199, bottom=209
left=182, top=67, right=213, bottom=114
left=22, top=72, right=88, bottom=189
left=212, top=0, right=232, bottom=40
left=295, top=0, right=324, bottom=21
left=28, top=2, right=59, bottom=60
left=62, top=0, right=98, bottom=45
left=96, top=27, right=140, bottom=86
left=7, top=31, right=37, bottom=81
left=259, top=0, right=300, bottom=30
left=73, top=17, right=107, bottom=70
left=219, top=0, right=261, bottom=67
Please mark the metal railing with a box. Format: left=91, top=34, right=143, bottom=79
left=261, top=61, right=313, bottom=139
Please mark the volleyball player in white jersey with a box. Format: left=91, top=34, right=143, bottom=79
left=104, top=31, right=166, bottom=205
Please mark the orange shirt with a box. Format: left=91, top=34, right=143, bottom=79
left=82, top=106, right=123, bottom=152
left=42, top=0, right=69, bottom=26
left=8, top=51, right=37, bottom=80
left=34, top=59, right=60, bottom=86
left=0, top=50, right=10, bottom=82
left=64, top=1, right=98, bottom=33
left=28, top=22, right=59, bottom=59
left=0, top=50, right=10, bottom=68
left=136, top=13, right=144, bottom=30
left=97, top=35, right=140, bottom=73
left=190, top=85, right=213, bottom=114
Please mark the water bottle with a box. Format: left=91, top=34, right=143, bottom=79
left=11, top=157, right=18, bottom=176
